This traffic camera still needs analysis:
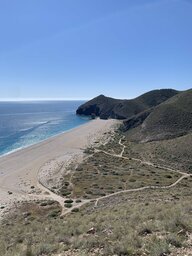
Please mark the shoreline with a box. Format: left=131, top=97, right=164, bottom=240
left=0, top=118, right=91, bottom=159
left=0, top=118, right=119, bottom=219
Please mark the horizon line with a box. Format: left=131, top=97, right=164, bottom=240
left=0, top=98, right=89, bottom=102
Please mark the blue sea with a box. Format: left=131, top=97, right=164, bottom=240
left=0, top=101, right=90, bottom=156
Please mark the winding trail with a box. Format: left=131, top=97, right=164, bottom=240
left=36, top=135, right=192, bottom=215
left=93, top=137, right=192, bottom=207
left=37, top=182, right=67, bottom=215
left=36, top=162, right=91, bottom=216
left=0, top=119, right=120, bottom=220
left=119, top=137, right=126, bottom=157
left=94, top=173, right=190, bottom=207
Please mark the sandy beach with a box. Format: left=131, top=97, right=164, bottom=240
left=0, top=119, right=118, bottom=218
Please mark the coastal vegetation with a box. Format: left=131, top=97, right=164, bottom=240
left=0, top=177, right=191, bottom=256
left=124, top=89, right=192, bottom=142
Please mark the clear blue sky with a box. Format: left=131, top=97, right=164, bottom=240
left=0, top=0, right=191, bottom=100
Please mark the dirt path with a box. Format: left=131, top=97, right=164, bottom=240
left=119, top=137, right=126, bottom=157
left=0, top=119, right=120, bottom=220
left=33, top=135, right=192, bottom=215
left=93, top=137, right=192, bottom=207
left=39, top=182, right=91, bottom=216
left=94, top=173, right=190, bottom=207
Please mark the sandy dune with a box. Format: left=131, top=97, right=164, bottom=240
left=0, top=119, right=118, bottom=217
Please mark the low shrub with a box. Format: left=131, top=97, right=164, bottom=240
left=64, top=199, right=73, bottom=204
left=71, top=208, right=79, bottom=213
left=64, top=203, right=73, bottom=208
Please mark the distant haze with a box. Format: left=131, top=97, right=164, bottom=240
left=0, top=0, right=191, bottom=100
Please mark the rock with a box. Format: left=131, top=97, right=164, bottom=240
left=177, top=229, right=186, bottom=236
left=102, top=228, right=113, bottom=235
left=87, top=227, right=96, bottom=234
left=23, top=212, right=31, bottom=218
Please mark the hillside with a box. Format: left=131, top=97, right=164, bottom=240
left=77, top=88, right=192, bottom=142
left=124, top=89, right=192, bottom=142
left=76, top=89, right=179, bottom=119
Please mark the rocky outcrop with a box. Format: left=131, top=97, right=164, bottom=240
left=76, top=89, right=179, bottom=120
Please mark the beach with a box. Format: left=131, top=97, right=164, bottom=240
left=0, top=119, right=118, bottom=218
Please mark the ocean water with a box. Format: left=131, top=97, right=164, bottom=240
left=0, top=101, right=90, bottom=156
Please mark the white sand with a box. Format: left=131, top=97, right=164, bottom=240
left=0, top=119, right=119, bottom=217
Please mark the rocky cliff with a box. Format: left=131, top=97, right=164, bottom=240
left=76, top=89, right=179, bottom=120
